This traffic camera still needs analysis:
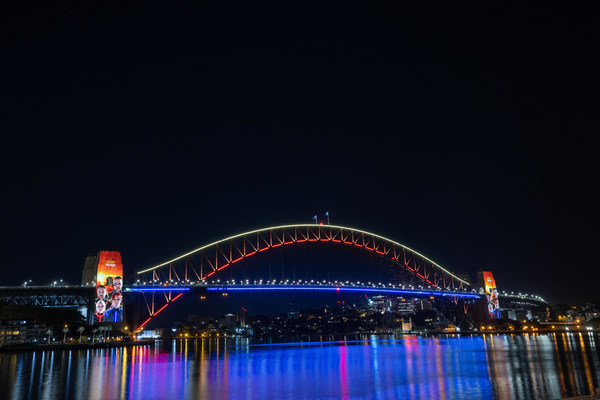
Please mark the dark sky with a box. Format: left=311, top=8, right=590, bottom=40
left=1, top=2, right=598, bottom=305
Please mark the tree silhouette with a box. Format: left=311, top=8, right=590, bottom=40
left=46, top=328, right=53, bottom=344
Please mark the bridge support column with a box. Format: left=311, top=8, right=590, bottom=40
left=505, top=309, right=517, bottom=321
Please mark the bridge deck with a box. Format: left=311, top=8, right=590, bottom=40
left=125, top=284, right=482, bottom=299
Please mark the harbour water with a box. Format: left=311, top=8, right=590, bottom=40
left=1, top=333, right=600, bottom=399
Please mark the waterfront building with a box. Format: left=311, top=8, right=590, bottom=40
left=220, top=314, right=237, bottom=333
left=0, top=320, right=46, bottom=346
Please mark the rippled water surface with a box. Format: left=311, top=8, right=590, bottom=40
left=2, top=333, right=600, bottom=399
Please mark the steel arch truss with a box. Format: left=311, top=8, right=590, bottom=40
left=136, top=291, right=185, bottom=331
left=136, top=224, right=467, bottom=290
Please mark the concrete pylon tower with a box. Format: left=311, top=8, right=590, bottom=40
left=81, top=254, right=98, bottom=286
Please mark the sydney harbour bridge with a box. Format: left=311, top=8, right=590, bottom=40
left=0, top=223, right=547, bottom=332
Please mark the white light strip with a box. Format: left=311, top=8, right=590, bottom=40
left=137, top=223, right=467, bottom=284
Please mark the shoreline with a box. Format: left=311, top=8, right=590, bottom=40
left=2, top=330, right=597, bottom=353
left=0, top=340, right=155, bottom=353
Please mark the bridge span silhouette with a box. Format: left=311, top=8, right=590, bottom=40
left=130, top=224, right=547, bottom=332
left=0, top=223, right=548, bottom=332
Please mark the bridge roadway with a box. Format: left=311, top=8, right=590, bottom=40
left=125, top=284, right=481, bottom=299
left=0, top=284, right=548, bottom=306
left=125, top=282, right=547, bottom=304
left=0, top=283, right=548, bottom=307
left=126, top=283, right=481, bottom=299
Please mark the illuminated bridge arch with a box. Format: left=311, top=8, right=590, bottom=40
left=137, top=224, right=468, bottom=290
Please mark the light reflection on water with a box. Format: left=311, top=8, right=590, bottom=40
left=1, top=333, right=600, bottom=400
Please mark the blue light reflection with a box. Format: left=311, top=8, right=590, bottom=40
left=2, top=334, right=599, bottom=399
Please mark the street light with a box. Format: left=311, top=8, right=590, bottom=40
left=63, top=325, right=69, bottom=343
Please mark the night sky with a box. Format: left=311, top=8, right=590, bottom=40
left=2, top=2, right=598, bottom=305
